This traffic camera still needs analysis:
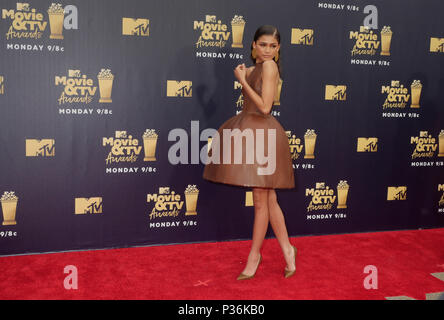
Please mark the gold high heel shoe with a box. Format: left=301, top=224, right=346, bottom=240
left=284, top=245, right=297, bottom=278
left=237, top=254, right=262, bottom=280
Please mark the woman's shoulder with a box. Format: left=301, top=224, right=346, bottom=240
left=262, top=60, right=278, bottom=71
left=261, top=60, right=279, bottom=82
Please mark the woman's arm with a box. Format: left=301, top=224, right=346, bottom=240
left=238, top=60, right=278, bottom=115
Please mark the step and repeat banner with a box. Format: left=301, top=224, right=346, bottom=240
left=0, top=0, right=443, bottom=256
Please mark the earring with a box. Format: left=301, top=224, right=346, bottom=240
left=274, top=51, right=279, bottom=62
left=252, top=48, right=256, bottom=59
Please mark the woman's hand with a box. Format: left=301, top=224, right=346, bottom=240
left=234, top=63, right=247, bottom=84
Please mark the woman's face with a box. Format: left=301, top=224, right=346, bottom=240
left=253, top=34, right=280, bottom=62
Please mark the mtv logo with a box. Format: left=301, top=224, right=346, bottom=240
left=25, top=139, right=55, bottom=157
left=387, top=187, right=407, bottom=201
left=245, top=191, right=253, bottom=206
left=285, top=131, right=291, bottom=138
left=122, top=18, right=149, bottom=36
left=234, top=81, right=242, bottom=90
left=316, top=182, right=325, bottom=189
left=206, top=15, right=216, bottom=23
left=438, top=184, right=444, bottom=192
left=75, top=197, right=103, bottom=214
left=391, top=80, right=400, bottom=87
left=291, top=28, right=314, bottom=45
left=359, top=26, right=370, bottom=33
left=357, top=138, right=378, bottom=152
left=419, top=131, right=428, bottom=138
left=325, top=85, right=347, bottom=100
left=0, top=76, right=4, bottom=94
left=167, top=81, right=192, bottom=97
left=17, top=3, right=30, bottom=11
left=115, top=131, right=127, bottom=138
left=68, top=69, right=81, bottom=77
left=159, top=187, right=170, bottom=194
left=430, top=38, right=444, bottom=53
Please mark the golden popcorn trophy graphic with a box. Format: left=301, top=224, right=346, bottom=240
left=274, top=78, right=283, bottom=105
left=47, top=3, right=65, bottom=40
left=231, top=15, right=246, bottom=48
left=1, top=191, right=18, bottom=225
left=337, top=181, right=349, bottom=209
left=304, top=129, right=317, bottom=159
left=184, top=184, right=199, bottom=216
left=380, top=26, right=392, bottom=56
left=410, top=80, right=422, bottom=108
left=143, top=129, right=158, bottom=161
left=97, top=69, right=114, bottom=103
left=438, top=130, right=444, bottom=157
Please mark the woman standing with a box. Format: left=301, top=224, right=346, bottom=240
left=203, top=25, right=296, bottom=279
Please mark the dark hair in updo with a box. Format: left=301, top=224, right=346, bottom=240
left=250, top=25, right=281, bottom=77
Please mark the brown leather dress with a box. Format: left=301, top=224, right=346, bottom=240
left=202, top=62, right=295, bottom=189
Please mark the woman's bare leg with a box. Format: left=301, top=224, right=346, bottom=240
left=240, top=187, right=270, bottom=276
left=268, top=189, right=295, bottom=271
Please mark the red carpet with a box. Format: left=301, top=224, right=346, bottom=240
left=1, top=228, right=444, bottom=300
